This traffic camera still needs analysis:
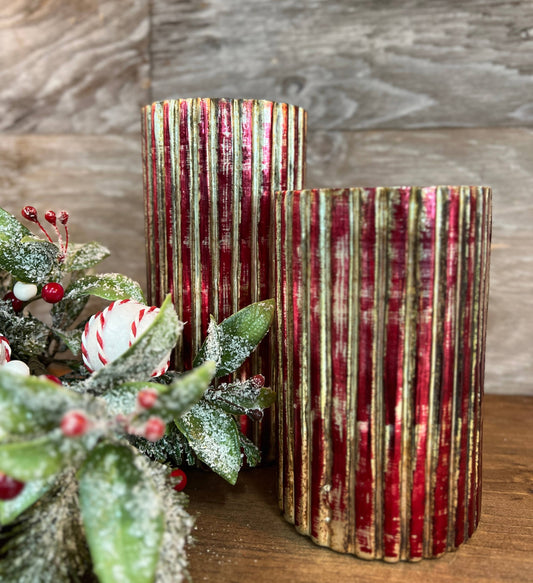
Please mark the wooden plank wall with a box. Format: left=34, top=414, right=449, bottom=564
left=0, top=0, right=532, bottom=394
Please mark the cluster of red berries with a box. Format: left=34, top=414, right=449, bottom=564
left=58, top=388, right=167, bottom=443
left=3, top=207, right=69, bottom=312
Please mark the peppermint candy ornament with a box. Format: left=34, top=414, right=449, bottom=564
left=0, top=334, right=12, bottom=366
left=81, top=299, right=171, bottom=377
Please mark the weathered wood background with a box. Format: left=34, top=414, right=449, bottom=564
left=0, top=0, right=532, bottom=394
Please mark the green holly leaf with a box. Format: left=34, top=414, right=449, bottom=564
left=0, top=430, right=88, bottom=481
left=0, top=236, right=60, bottom=284
left=0, top=208, right=31, bottom=240
left=0, top=207, right=60, bottom=283
left=65, top=241, right=110, bottom=272
left=176, top=400, right=242, bottom=484
left=0, top=476, right=53, bottom=526
left=1, top=312, right=51, bottom=359
left=205, top=381, right=276, bottom=419
left=0, top=370, right=83, bottom=438
left=64, top=273, right=146, bottom=304
left=239, top=433, right=261, bottom=468
left=193, top=299, right=275, bottom=377
left=78, top=443, right=164, bottom=583
left=84, top=295, right=183, bottom=394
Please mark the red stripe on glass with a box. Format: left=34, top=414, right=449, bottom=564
left=355, top=188, right=377, bottom=557
left=198, top=99, right=211, bottom=339
left=309, top=190, right=326, bottom=540
left=179, top=100, right=192, bottom=366
left=383, top=188, right=410, bottom=559
left=163, top=102, right=174, bottom=302
left=432, top=187, right=460, bottom=555
left=330, top=192, right=351, bottom=533
left=410, top=187, right=437, bottom=559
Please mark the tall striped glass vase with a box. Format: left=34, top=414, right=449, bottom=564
left=275, top=186, right=492, bottom=561
left=142, top=98, right=306, bottom=460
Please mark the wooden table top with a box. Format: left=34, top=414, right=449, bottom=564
left=186, top=394, right=532, bottom=582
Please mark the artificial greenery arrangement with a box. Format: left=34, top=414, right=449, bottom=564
left=0, top=206, right=276, bottom=583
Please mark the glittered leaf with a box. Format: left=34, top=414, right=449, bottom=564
left=0, top=476, right=53, bottom=526
left=176, top=401, right=241, bottom=484
left=78, top=443, right=164, bottom=583
left=0, top=370, right=83, bottom=438
left=0, top=311, right=51, bottom=359
left=65, top=241, right=110, bottom=272
left=239, top=433, right=261, bottom=468
left=84, top=295, right=183, bottom=394
left=0, top=235, right=60, bottom=285
left=193, top=299, right=275, bottom=377
left=0, top=208, right=31, bottom=240
left=205, top=381, right=275, bottom=419
left=0, top=431, right=88, bottom=481
left=64, top=273, right=146, bottom=304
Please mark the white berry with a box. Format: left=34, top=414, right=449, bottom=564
left=13, top=282, right=38, bottom=302
left=81, top=299, right=178, bottom=377
left=2, top=360, right=30, bottom=376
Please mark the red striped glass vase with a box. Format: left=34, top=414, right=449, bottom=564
left=142, top=98, right=306, bottom=460
left=275, top=186, right=492, bottom=561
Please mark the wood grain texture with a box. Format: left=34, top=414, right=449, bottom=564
left=151, top=0, right=533, bottom=130
left=0, top=0, right=150, bottom=133
left=0, top=134, right=145, bottom=288
left=305, top=127, right=533, bottom=395
left=185, top=395, right=533, bottom=583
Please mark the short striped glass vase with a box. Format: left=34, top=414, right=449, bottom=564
left=274, top=186, right=492, bottom=561
left=142, top=98, right=307, bottom=460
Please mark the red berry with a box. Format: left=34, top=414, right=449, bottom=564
left=3, top=292, right=23, bottom=313
left=45, top=374, right=62, bottom=385
left=170, top=468, right=187, bottom=492
left=44, top=210, right=57, bottom=225
left=0, top=473, right=25, bottom=500
left=137, top=388, right=158, bottom=409
left=60, top=410, right=90, bottom=437
left=41, top=282, right=64, bottom=304
left=21, top=205, right=38, bottom=222
left=251, top=374, right=265, bottom=388
left=144, top=417, right=166, bottom=442
left=58, top=210, right=69, bottom=225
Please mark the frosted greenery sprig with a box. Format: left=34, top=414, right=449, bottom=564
left=0, top=206, right=276, bottom=583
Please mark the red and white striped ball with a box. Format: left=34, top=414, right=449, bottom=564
left=0, top=334, right=11, bottom=366
left=81, top=299, right=170, bottom=377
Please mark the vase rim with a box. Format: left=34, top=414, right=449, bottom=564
left=276, top=186, right=491, bottom=194
left=143, top=97, right=307, bottom=110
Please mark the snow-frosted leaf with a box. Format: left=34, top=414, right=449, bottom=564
left=52, top=328, right=82, bottom=355
left=0, top=234, right=60, bottom=284
left=84, top=295, right=182, bottom=394
left=0, top=430, right=88, bottom=481
left=176, top=401, right=241, bottom=484
left=0, top=476, right=53, bottom=525
left=0, top=311, right=51, bottom=359
left=150, top=361, right=215, bottom=419
left=64, top=273, right=146, bottom=304
left=205, top=381, right=276, bottom=419
left=65, top=241, right=110, bottom=272
left=0, top=208, right=31, bottom=240
left=239, top=433, right=261, bottom=468
left=0, top=370, right=83, bottom=438
left=78, top=443, right=164, bottom=583
left=193, top=299, right=275, bottom=377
